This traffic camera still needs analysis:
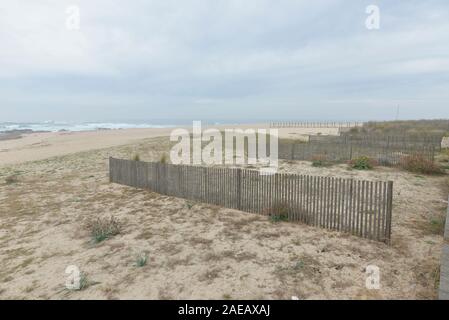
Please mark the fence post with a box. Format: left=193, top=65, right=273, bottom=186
left=237, top=168, right=242, bottom=210
left=385, top=181, right=393, bottom=244
left=291, top=143, right=295, bottom=160
left=109, top=157, right=113, bottom=183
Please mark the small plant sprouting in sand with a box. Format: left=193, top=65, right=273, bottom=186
left=416, top=210, right=446, bottom=236
left=5, top=175, right=19, bottom=184
left=186, top=202, right=194, bottom=210
left=269, top=202, right=289, bottom=222
left=428, top=214, right=446, bottom=236
left=77, top=272, right=91, bottom=291
left=65, top=272, right=99, bottom=292
left=160, top=153, right=168, bottom=164
left=132, top=153, right=141, bottom=161
left=349, top=156, right=377, bottom=170
left=293, top=261, right=305, bottom=270
left=135, top=253, right=148, bottom=267
left=86, top=216, right=121, bottom=244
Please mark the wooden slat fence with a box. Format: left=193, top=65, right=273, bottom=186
left=279, top=141, right=435, bottom=166
left=309, top=134, right=443, bottom=151
left=109, top=158, right=393, bottom=243
left=270, top=121, right=363, bottom=128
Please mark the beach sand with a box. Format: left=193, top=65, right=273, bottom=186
left=0, top=129, right=446, bottom=299
left=0, top=125, right=339, bottom=167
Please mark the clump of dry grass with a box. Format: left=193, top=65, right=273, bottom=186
left=275, top=254, right=321, bottom=280
left=361, top=120, right=449, bottom=137
left=268, top=202, right=290, bottom=222
left=417, top=211, right=447, bottom=236
left=5, top=175, right=19, bottom=184
left=198, top=267, right=222, bottom=283
left=311, top=154, right=331, bottom=167
left=400, top=154, right=443, bottom=175
left=428, top=214, right=447, bottom=236
left=85, top=216, right=121, bottom=243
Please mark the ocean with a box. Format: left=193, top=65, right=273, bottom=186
left=0, top=121, right=178, bottom=133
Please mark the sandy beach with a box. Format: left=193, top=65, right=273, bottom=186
left=0, top=125, right=339, bottom=167
left=0, top=129, right=447, bottom=299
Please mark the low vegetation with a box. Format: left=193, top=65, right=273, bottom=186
left=438, top=149, right=449, bottom=170
left=132, top=154, right=140, bottom=161
left=135, top=253, right=148, bottom=267
left=269, top=203, right=289, bottom=222
left=4, top=175, right=19, bottom=184
left=311, top=155, right=331, bottom=167
left=66, top=272, right=96, bottom=292
left=160, top=153, right=168, bottom=164
left=400, top=154, right=443, bottom=175
left=76, top=273, right=91, bottom=291
left=419, top=213, right=447, bottom=236
left=429, top=215, right=446, bottom=236
left=355, top=120, right=449, bottom=137
left=349, top=156, right=377, bottom=170
left=86, top=216, right=121, bottom=244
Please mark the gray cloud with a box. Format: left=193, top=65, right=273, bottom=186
left=0, top=0, right=448, bottom=122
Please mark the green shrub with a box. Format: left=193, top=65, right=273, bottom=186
left=349, top=156, right=377, bottom=170
left=400, top=154, right=443, bottom=175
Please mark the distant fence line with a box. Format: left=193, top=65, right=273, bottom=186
left=309, top=134, right=443, bottom=151
left=278, top=141, right=435, bottom=166
left=109, top=158, right=393, bottom=243
left=269, top=121, right=363, bottom=128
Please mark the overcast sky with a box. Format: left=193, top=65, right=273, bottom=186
left=0, top=0, right=448, bottom=123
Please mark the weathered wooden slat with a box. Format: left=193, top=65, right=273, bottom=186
left=386, top=181, right=393, bottom=244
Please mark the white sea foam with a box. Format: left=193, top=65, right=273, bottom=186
left=0, top=121, right=176, bottom=133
